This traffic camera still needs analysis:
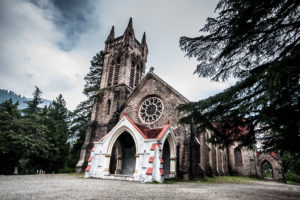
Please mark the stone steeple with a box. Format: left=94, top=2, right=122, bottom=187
left=141, top=32, right=148, bottom=62
left=123, top=17, right=135, bottom=38
left=141, top=32, right=147, bottom=46
left=105, top=26, right=115, bottom=43
left=101, top=17, right=148, bottom=89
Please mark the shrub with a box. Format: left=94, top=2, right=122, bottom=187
left=58, top=168, right=75, bottom=173
left=285, top=172, right=300, bottom=184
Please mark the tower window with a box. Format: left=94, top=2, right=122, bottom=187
left=113, top=58, right=120, bottom=85
left=135, top=65, right=140, bottom=86
left=234, top=147, right=243, bottom=166
left=107, top=99, right=111, bottom=115
left=107, top=62, right=114, bottom=86
left=129, top=62, right=135, bottom=88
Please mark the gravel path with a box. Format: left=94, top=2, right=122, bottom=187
left=0, top=174, right=299, bottom=200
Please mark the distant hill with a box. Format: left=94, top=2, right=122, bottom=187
left=0, top=89, right=52, bottom=110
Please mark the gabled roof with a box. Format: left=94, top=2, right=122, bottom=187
left=134, top=123, right=163, bottom=139
left=98, top=113, right=170, bottom=141
left=124, top=71, right=189, bottom=107
left=125, top=113, right=170, bottom=139
left=257, top=151, right=278, bottom=160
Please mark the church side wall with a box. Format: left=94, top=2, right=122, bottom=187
left=199, top=131, right=212, bottom=176
left=228, top=142, right=257, bottom=177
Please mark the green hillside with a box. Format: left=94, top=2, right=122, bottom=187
left=0, top=89, right=52, bottom=109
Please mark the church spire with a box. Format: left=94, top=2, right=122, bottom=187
left=106, top=26, right=115, bottom=43
left=127, top=17, right=133, bottom=28
left=141, top=32, right=147, bottom=47
left=123, top=17, right=135, bottom=37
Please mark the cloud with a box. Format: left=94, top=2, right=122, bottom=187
left=0, top=0, right=88, bottom=109
left=28, top=0, right=98, bottom=51
left=0, top=0, right=235, bottom=111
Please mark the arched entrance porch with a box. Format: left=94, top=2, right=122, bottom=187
left=162, top=133, right=177, bottom=177
left=261, top=160, right=273, bottom=179
left=108, top=131, right=137, bottom=175
left=257, top=153, right=284, bottom=181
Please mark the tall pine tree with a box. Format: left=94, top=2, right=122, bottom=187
left=21, top=87, right=53, bottom=173
left=70, top=50, right=104, bottom=167
left=46, top=94, right=70, bottom=172
left=22, top=86, right=43, bottom=117
left=0, top=99, right=23, bottom=174
left=178, top=0, right=300, bottom=154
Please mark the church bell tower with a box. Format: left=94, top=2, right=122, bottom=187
left=76, top=18, right=148, bottom=171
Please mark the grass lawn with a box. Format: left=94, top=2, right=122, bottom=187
left=64, top=173, right=300, bottom=186
left=65, top=172, right=85, bottom=178
left=198, top=176, right=262, bottom=184
left=163, top=176, right=263, bottom=184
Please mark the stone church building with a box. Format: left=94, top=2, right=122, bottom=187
left=76, top=18, right=284, bottom=182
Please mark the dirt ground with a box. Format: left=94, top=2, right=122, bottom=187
left=0, top=174, right=299, bottom=200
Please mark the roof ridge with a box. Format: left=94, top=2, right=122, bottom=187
left=124, top=71, right=189, bottom=108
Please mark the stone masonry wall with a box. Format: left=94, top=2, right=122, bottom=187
left=228, top=142, right=257, bottom=177
left=119, top=74, right=193, bottom=179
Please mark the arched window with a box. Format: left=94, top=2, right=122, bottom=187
left=129, top=61, right=135, bottom=87
left=262, top=160, right=273, bottom=178
left=107, top=61, right=114, bottom=86
left=107, top=99, right=111, bottom=115
left=135, top=65, right=140, bottom=86
left=113, top=58, right=120, bottom=85
left=234, top=147, right=243, bottom=166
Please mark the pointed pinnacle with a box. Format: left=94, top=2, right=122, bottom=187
left=127, top=17, right=133, bottom=28
left=123, top=17, right=134, bottom=37
left=142, top=32, right=147, bottom=46
left=109, top=26, right=115, bottom=37
left=106, top=26, right=115, bottom=43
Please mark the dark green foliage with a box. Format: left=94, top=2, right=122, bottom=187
left=84, top=51, right=105, bottom=98
left=69, top=50, right=104, bottom=167
left=0, top=87, right=71, bottom=174
left=281, top=152, right=300, bottom=175
left=180, top=0, right=300, bottom=81
left=0, top=98, right=53, bottom=174
left=178, top=0, right=300, bottom=156
left=22, top=86, right=43, bottom=117
left=0, top=89, right=27, bottom=109
left=285, top=172, right=300, bottom=184
left=178, top=49, right=300, bottom=152
left=262, top=161, right=273, bottom=178
left=42, top=94, right=71, bottom=172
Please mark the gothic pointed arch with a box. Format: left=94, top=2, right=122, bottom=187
left=161, top=128, right=177, bottom=176
left=257, top=152, right=284, bottom=181
left=106, top=125, right=139, bottom=156
left=107, top=60, right=114, bottom=86
left=113, top=57, right=121, bottom=85
left=105, top=126, right=139, bottom=175
left=130, top=61, right=135, bottom=87
left=234, top=147, right=243, bottom=166
left=107, top=99, right=111, bottom=115
left=261, top=159, right=273, bottom=178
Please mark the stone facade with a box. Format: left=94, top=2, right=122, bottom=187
left=85, top=114, right=177, bottom=182
left=77, top=18, right=284, bottom=182
left=256, top=152, right=284, bottom=181
left=227, top=142, right=257, bottom=177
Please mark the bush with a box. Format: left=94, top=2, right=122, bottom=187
left=285, top=172, right=300, bottom=184
left=58, top=168, right=75, bottom=173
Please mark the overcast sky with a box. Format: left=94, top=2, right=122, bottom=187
left=0, top=0, right=235, bottom=110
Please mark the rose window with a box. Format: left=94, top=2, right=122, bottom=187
left=139, top=97, right=164, bottom=124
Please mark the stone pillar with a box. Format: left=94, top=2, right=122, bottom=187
left=104, top=154, right=111, bottom=175
left=134, top=154, right=140, bottom=174
left=211, top=146, right=218, bottom=176
left=170, top=157, right=176, bottom=177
